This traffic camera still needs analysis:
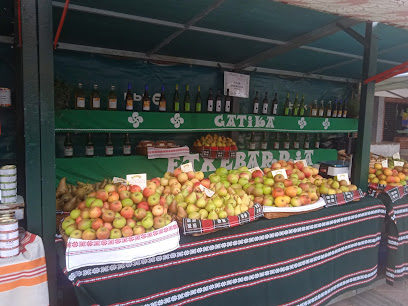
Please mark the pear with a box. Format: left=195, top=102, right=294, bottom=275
left=208, top=210, right=218, bottom=220
left=177, top=201, right=188, bottom=209
left=166, top=195, right=174, bottom=205
left=218, top=210, right=228, bottom=219
left=215, top=182, right=222, bottom=190
left=249, top=201, right=254, bottom=208
left=241, top=194, right=250, bottom=206
left=199, top=209, right=208, bottom=219
left=196, top=196, right=206, bottom=208
left=224, top=194, right=231, bottom=200
left=225, top=204, right=235, bottom=216
left=234, top=205, right=241, bottom=215
left=227, top=187, right=235, bottom=195
left=218, top=186, right=228, bottom=197
left=174, top=193, right=185, bottom=203
left=185, top=192, right=197, bottom=204
left=188, top=212, right=201, bottom=219
left=56, top=177, right=68, bottom=197
left=226, top=198, right=236, bottom=208
left=215, top=207, right=221, bottom=214
left=205, top=201, right=216, bottom=212
left=186, top=204, right=199, bottom=214
left=213, top=196, right=223, bottom=208
left=181, top=189, right=189, bottom=198
left=169, top=200, right=178, bottom=214
left=240, top=205, right=249, bottom=213
left=177, top=206, right=188, bottom=218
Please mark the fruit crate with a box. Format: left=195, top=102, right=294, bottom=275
left=192, top=145, right=238, bottom=160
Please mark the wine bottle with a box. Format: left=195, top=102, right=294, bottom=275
left=75, top=83, right=86, bottom=110
left=261, top=92, right=269, bottom=115
left=293, top=133, right=300, bottom=149
left=105, top=133, right=114, bottom=157
left=125, top=83, right=133, bottom=111
left=342, top=98, right=348, bottom=118
left=108, top=85, right=117, bottom=111
left=283, top=133, right=291, bottom=149
left=173, top=84, right=180, bottom=112
left=252, top=91, right=260, bottom=114
left=249, top=132, right=256, bottom=150
left=90, top=84, right=100, bottom=110
left=64, top=133, right=73, bottom=158
left=337, top=99, right=343, bottom=118
left=304, top=134, right=310, bottom=149
left=271, top=93, right=278, bottom=115
left=325, top=100, right=332, bottom=117
left=184, top=85, right=191, bottom=112
left=207, top=88, right=214, bottom=113
left=315, top=134, right=321, bottom=149
left=310, top=100, right=318, bottom=117
left=159, top=85, right=166, bottom=112
left=195, top=86, right=202, bottom=112
left=142, top=84, right=150, bottom=111
left=283, top=93, right=290, bottom=116
left=292, top=94, right=299, bottom=116
left=299, top=94, right=305, bottom=117
left=215, top=89, right=222, bottom=113
left=318, top=100, right=325, bottom=117
left=123, top=133, right=131, bottom=156
left=332, top=99, right=338, bottom=118
left=261, top=132, right=268, bottom=150
left=85, top=133, right=94, bottom=157
left=273, top=133, right=280, bottom=150
left=224, top=88, right=231, bottom=113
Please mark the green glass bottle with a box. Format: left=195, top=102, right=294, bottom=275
left=184, top=85, right=191, bottom=112
left=283, top=93, right=290, bottom=116
left=299, top=94, right=305, bottom=117
left=173, top=84, right=180, bottom=112
left=292, top=94, right=299, bottom=116
left=195, top=86, right=202, bottom=112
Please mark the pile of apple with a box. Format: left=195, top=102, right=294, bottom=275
left=368, top=162, right=408, bottom=186
left=61, top=183, right=172, bottom=240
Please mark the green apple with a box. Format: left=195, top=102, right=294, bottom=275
left=141, top=216, right=154, bottom=229
left=215, top=167, right=228, bottom=176
left=70, top=209, right=81, bottom=220
left=62, top=218, right=76, bottom=230
left=209, top=174, right=220, bottom=183
left=85, top=197, right=96, bottom=208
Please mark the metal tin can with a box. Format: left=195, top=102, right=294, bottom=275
left=0, top=212, right=16, bottom=219
left=0, top=229, right=19, bottom=240
left=0, top=237, right=19, bottom=249
left=1, top=188, right=17, bottom=197
left=0, top=88, right=11, bottom=107
left=0, top=182, right=17, bottom=189
left=0, top=245, right=19, bottom=258
left=0, top=218, right=18, bottom=232
left=1, top=195, right=17, bottom=203
left=0, top=165, right=16, bottom=176
left=0, top=175, right=17, bottom=183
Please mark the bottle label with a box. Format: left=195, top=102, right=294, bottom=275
left=185, top=103, right=190, bottom=112
left=311, top=109, right=317, bottom=116
left=123, top=145, right=131, bottom=155
left=304, top=142, right=310, bottom=149
left=109, top=98, right=117, bottom=109
left=284, top=142, right=290, bottom=149
left=143, top=100, right=150, bottom=111
left=261, top=142, right=267, bottom=150
left=106, top=146, right=113, bottom=156
left=159, top=101, right=166, bottom=111
left=327, top=110, right=332, bottom=117
left=273, top=143, right=279, bottom=150
left=92, top=98, right=100, bottom=109
left=196, top=103, right=201, bottom=112
left=77, top=97, right=85, bottom=108
left=85, top=146, right=94, bottom=156
left=262, top=103, right=268, bottom=114
left=249, top=143, right=256, bottom=150
left=294, top=142, right=299, bottom=149
left=343, top=111, right=347, bottom=118
left=225, top=101, right=231, bottom=113
left=253, top=104, right=259, bottom=114
left=318, top=109, right=324, bottom=117
left=273, top=104, right=278, bottom=115
left=216, top=100, right=222, bottom=112
left=174, top=102, right=180, bottom=112
left=64, top=147, right=73, bottom=157
left=207, top=100, right=213, bottom=112
left=337, top=111, right=342, bottom=118
left=332, top=110, right=337, bottom=117
left=126, top=98, right=133, bottom=110
left=315, top=141, right=320, bottom=148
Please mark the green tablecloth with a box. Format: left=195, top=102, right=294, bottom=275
left=56, top=197, right=385, bottom=306
left=378, top=193, right=408, bottom=284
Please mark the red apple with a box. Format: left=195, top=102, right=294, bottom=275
left=252, top=170, right=263, bottom=178
left=91, top=218, right=104, bottom=231
left=126, top=218, right=136, bottom=228
left=103, top=222, right=113, bottom=231
left=108, top=191, right=119, bottom=203
left=298, top=183, right=310, bottom=192
left=121, top=225, right=134, bottom=237
left=96, top=189, right=109, bottom=202
left=119, top=190, right=130, bottom=200
left=109, top=200, right=122, bottom=212
left=300, top=195, right=311, bottom=205
left=274, top=174, right=285, bottom=182
left=102, top=210, right=115, bottom=223
left=271, top=162, right=282, bottom=170
left=295, top=161, right=304, bottom=170
left=104, top=184, right=116, bottom=193
left=143, top=187, right=155, bottom=198
left=137, top=202, right=150, bottom=211
left=89, top=206, right=102, bottom=219
left=82, top=228, right=96, bottom=240
left=152, top=205, right=164, bottom=217
left=81, top=208, right=90, bottom=219
left=133, top=225, right=146, bottom=235
left=120, top=206, right=135, bottom=219
left=151, top=178, right=161, bottom=187
left=77, top=201, right=86, bottom=210
left=96, top=226, right=110, bottom=240
left=134, top=208, right=147, bottom=220
left=272, top=187, right=285, bottom=198
left=117, top=184, right=127, bottom=192
left=283, top=179, right=293, bottom=187
left=302, top=168, right=313, bottom=178
left=129, top=185, right=141, bottom=193
left=200, top=179, right=211, bottom=188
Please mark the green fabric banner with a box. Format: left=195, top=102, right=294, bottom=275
left=55, top=110, right=358, bottom=133
left=56, top=149, right=337, bottom=185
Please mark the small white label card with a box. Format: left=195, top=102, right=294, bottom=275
left=381, top=160, right=389, bottom=168
left=296, top=159, right=308, bottom=167
left=393, top=152, right=401, bottom=160
left=271, top=169, right=288, bottom=179
left=248, top=167, right=262, bottom=173
left=181, top=162, right=194, bottom=173
left=126, top=173, right=147, bottom=189
left=112, top=177, right=127, bottom=184
left=198, top=184, right=215, bottom=197
left=394, top=161, right=404, bottom=167
left=224, top=71, right=250, bottom=98
left=337, top=173, right=350, bottom=184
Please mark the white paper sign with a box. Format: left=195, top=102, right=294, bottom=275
left=224, top=71, right=250, bottom=98
left=296, top=159, right=308, bottom=167
left=112, top=177, right=127, bottom=184
left=394, top=161, right=404, bottom=167
left=271, top=169, right=288, bottom=179
left=181, top=162, right=194, bottom=173
left=248, top=167, right=262, bottom=173
left=337, top=173, right=350, bottom=184
left=381, top=160, right=389, bottom=168
left=198, top=184, right=215, bottom=197
left=393, top=152, right=401, bottom=160
left=126, top=174, right=147, bottom=189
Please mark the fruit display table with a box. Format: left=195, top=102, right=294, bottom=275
left=56, top=197, right=385, bottom=306
left=56, top=149, right=337, bottom=185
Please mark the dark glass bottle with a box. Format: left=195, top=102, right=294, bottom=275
left=325, top=100, right=332, bottom=118
left=271, top=93, right=278, bottom=115
left=215, top=89, right=222, bottom=113
left=342, top=98, right=348, bottom=118
left=283, top=133, right=291, bottom=150
left=90, top=84, right=101, bottom=110
left=261, top=92, right=269, bottom=115
left=125, top=83, right=133, bottom=111
left=332, top=99, right=338, bottom=118
left=108, top=85, right=117, bottom=111
left=105, top=133, right=114, bottom=157
left=142, top=84, right=150, bottom=111
left=273, top=133, right=280, bottom=150
left=299, top=94, right=305, bottom=117
left=184, top=85, right=191, bottom=112
left=123, top=133, right=131, bottom=156
left=304, top=134, right=310, bottom=149
left=310, top=100, right=318, bottom=117
left=318, top=100, right=325, bottom=117
left=85, top=133, right=94, bottom=157
left=249, top=132, right=256, bottom=150
left=173, top=84, right=180, bottom=112
left=261, top=132, right=268, bottom=150
left=337, top=99, right=343, bottom=118
left=75, top=83, right=86, bottom=110
left=292, top=94, right=299, bottom=116
left=315, top=134, right=321, bottom=149
left=206, top=88, right=214, bottom=113
left=252, top=91, right=260, bottom=114
left=195, top=86, right=202, bottom=112
left=283, top=93, right=290, bottom=116
left=64, top=133, right=73, bottom=158
left=159, top=85, right=166, bottom=112
left=293, top=133, right=300, bottom=149
left=224, top=89, right=232, bottom=113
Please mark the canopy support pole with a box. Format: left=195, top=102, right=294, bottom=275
left=351, top=22, right=378, bottom=191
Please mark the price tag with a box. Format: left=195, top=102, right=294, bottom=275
left=198, top=184, right=215, bottom=197
left=126, top=174, right=147, bottom=189
left=393, top=152, right=401, bottom=160
left=271, top=169, right=288, bottom=179
left=181, top=162, right=194, bottom=173
left=248, top=167, right=262, bottom=173
left=112, top=177, right=127, bottom=184
left=295, top=159, right=308, bottom=167
left=337, top=173, right=350, bottom=184
left=394, top=161, right=404, bottom=167
left=381, top=160, right=389, bottom=168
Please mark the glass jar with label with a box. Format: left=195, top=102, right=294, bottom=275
left=75, top=83, right=86, bottom=109
left=108, top=85, right=117, bottom=110
left=90, top=84, right=101, bottom=110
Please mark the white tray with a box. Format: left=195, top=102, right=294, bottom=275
left=263, top=197, right=325, bottom=213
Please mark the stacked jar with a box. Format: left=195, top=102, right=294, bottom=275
left=0, top=165, right=17, bottom=204
left=0, top=212, right=19, bottom=258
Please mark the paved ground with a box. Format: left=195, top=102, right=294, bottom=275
left=331, top=279, right=408, bottom=306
